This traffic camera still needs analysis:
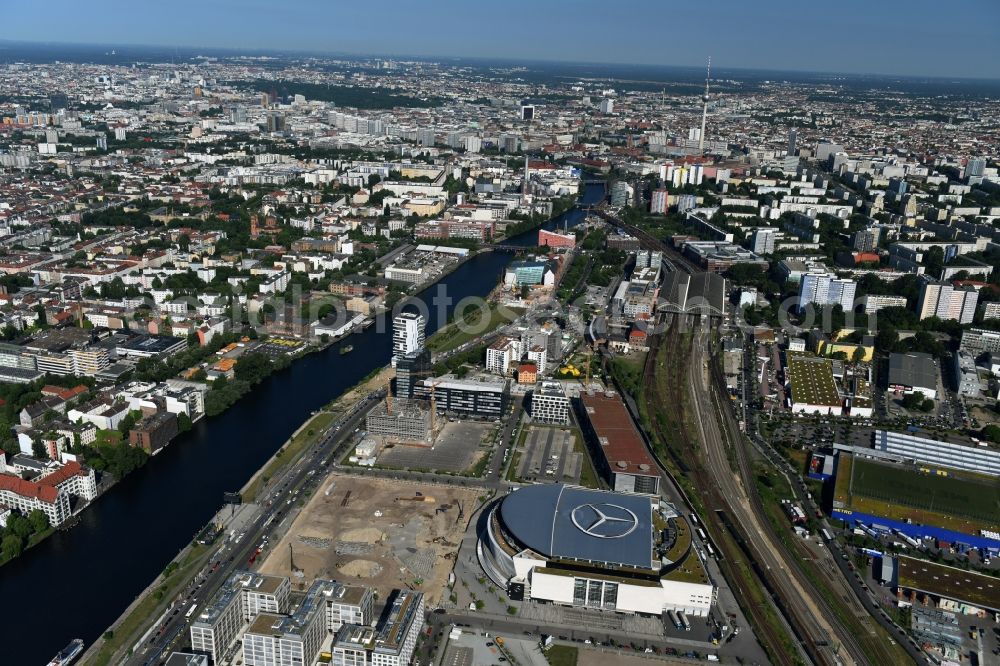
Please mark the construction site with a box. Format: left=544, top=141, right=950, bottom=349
left=257, top=472, right=480, bottom=605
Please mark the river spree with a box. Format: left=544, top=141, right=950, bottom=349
left=0, top=183, right=603, bottom=664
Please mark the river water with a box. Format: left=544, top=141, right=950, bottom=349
left=0, top=182, right=603, bottom=664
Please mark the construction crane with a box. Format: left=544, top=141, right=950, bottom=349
left=427, top=378, right=442, bottom=434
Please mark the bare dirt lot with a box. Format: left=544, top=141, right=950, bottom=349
left=258, top=472, right=481, bottom=604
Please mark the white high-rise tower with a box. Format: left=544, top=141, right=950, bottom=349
left=698, top=57, right=711, bottom=153
left=392, top=312, right=426, bottom=365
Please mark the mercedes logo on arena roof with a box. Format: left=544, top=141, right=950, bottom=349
left=570, top=503, right=639, bottom=539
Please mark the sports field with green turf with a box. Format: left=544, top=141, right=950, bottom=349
left=837, top=457, right=1000, bottom=531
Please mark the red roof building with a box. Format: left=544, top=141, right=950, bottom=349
left=578, top=391, right=660, bottom=495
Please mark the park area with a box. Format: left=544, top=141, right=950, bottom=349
left=836, top=456, right=1000, bottom=533
left=426, top=303, right=524, bottom=353
left=258, top=473, right=480, bottom=604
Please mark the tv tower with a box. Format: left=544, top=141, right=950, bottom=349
left=698, top=57, right=711, bottom=153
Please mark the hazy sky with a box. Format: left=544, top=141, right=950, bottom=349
left=3, top=0, right=999, bottom=78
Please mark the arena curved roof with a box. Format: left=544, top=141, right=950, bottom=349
left=498, top=484, right=654, bottom=569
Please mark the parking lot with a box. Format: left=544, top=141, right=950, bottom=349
left=377, top=421, right=495, bottom=473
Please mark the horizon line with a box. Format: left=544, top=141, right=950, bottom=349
left=1, top=38, right=998, bottom=84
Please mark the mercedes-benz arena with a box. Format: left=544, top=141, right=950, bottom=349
left=478, top=484, right=715, bottom=617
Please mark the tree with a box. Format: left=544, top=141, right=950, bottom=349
left=31, top=439, right=48, bottom=460
left=1, top=535, right=22, bottom=561
left=5, top=513, right=33, bottom=540
left=27, top=509, right=49, bottom=534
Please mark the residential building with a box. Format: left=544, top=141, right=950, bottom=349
left=917, top=278, right=978, bottom=324
left=650, top=188, right=669, bottom=215
left=486, top=337, right=521, bottom=376
left=750, top=227, right=777, bottom=255
left=391, top=312, right=425, bottom=364
left=242, top=579, right=333, bottom=666
left=862, top=294, right=908, bottom=314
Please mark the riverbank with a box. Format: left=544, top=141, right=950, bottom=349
left=0, top=181, right=608, bottom=666
left=238, top=365, right=393, bottom=502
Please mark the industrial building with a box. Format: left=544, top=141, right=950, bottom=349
left=478, top=485, right=715, bottom=617
left=786, top=355, right=842, bottom=415
left=659, top=271, right=726, bottom=326
left=578, top=390, right=660, bottom=495
left=887, top=352, right=938, bottom=399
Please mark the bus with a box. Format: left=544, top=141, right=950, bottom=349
left=697, top=528, right=708, bottom=541
left=820, top=528, right=833, bottom=543
left=185, top=604, right=198, bottom=620
left=705, top=543, right=716, bottom=558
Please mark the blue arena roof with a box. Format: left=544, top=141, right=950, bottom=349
left=499, top=485, right=654, bottom=569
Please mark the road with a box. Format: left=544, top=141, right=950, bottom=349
left=688, top=322, right=922, bottom=666
left=739, top=334, right=930, bottom=666
left=123, top=389, right=383, bottom=666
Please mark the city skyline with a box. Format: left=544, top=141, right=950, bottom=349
left=2, top=0, right=999, bottom=79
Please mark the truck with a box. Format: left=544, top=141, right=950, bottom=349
left=820, top=528, right=833, bottom=542
left=667, top=610, right=682, bottom=629
left=679, top=612, right=691, bottom=631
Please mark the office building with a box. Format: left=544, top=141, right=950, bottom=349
left=191, top=573, right=291, bottom=663
left=392, top=312, right=425, bottom=364
left=394, top=348, right=430, bottom=400
left=750, top=227, right=777, bottom=255
left=599, top=98, right=614, bottom=114
left=413, top=375, right=510, bottom=418
left=365, top=399, right=432, bottom=445
left=331, top=590, right=424, bottom=666
left=787, top=128, right=797, bottom=156
left=529, top=381, right=570, bottom=425
left=504, top=260, right=552, bottom=287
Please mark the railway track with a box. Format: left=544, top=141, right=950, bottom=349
left=636, top=324, right=808, bottom=666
